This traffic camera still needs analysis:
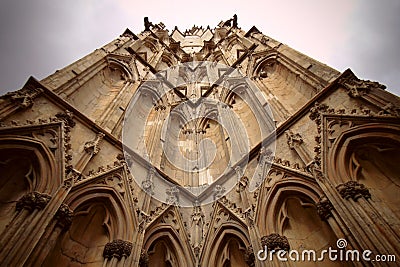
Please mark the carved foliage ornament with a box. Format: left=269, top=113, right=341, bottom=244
left=260, top=233, right=290, bottom=251
left=103, top=239, right=133, bottom=260
left=16, top=191, right=52, bottom=212
left=244, top=245, right=255, bottom=267
left=139, top=249, right=149, bottom=267
left=55, top=110, right=76, bottom=128
left=315, top=195, right=333, bottom=220
left=309, top=102, right=329, bottom=122
left=55, top=203, right=74, bottom=230
left=336, top=181, right=371, bottom=201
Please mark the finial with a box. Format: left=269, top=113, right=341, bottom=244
left=144, top=17, right=153, bottom=31
left=233, top=14, right=238, bottom=28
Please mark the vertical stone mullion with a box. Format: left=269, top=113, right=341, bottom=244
left=312, top=172, right=375, bottom=252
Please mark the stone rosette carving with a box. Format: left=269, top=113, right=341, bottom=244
left=261, top=233, right=290, bottom=251
left=103, top=239, right=133, bottom=260
left=16, top=191, right=52, bottom=212
left=316, top=196, right=333, bottom=220
left=336, top=181, right=371, bottom=201
left=55, top=203, right=74, bottom=230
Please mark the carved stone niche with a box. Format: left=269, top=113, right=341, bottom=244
left=336, top=181, right=371, bottom=201
left=103, top=239, right=133, bottom=260
left=255, top=58, right=277, bottom=79
left=260, top=233, right=290, bottom=251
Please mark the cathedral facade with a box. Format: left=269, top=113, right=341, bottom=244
left=0, top=16, right=399, bottom=266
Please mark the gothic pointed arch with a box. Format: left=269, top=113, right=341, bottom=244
left=252, top=53, right=278, bottom=79
left=0, top=134, right=61, bottom=235
left=259, top=178, right=342, bottom=266
left=106, top=55, right=135, bottom=81
left=143, top=207, right=194, bottom=267
left=43, top=182, right=134, bottom=266
left=326, top=120, right=400, bottom=227
left=202, top=220, right=250, bottom=267
left=201, top=201, right=251, bottom=267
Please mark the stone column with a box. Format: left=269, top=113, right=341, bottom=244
left=26, top=203, right=74, bottom=266
left=0, top=191, right=51, bottom=265
left=336, top=181, right=400, bottom=258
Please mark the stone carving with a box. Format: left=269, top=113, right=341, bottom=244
left=144, top=17, right=154, bottom=31
left=257, top=147, right=273, bottom=162
left=213, top=185, right=226, bottom=201
left=338, top=75, right=386, bottom=98
left=16, top=192, right=52, bottom=212
left=103, top=239, right=133, bottom=260
left=236, top=175, right=249, bottom=192
left=84, top=132, right=105, bottom=155
left=166, top=186, right=180, bottom=206
left=137, top=209, right=151, bottom=233
left=336, top=181, right=371, bottom=201
left=260, top=233, right=290, bottom=251
left=379, top=102, right=400, bottom=117
left=316, top=195, right=333, bottom=220
left=285, top=130, right=303, bottom=149
left=190, top=201, right=205, bottom=256
left=55, top=110, right=76, bottom=128
left=139, top=249, right=149, bottom=267
left=142, top=168, right=155, bottom=195
left=309, top=102, right=329, bottom=121
left=55, top=203, right=74, bottom=230
left=2, top=87, right=43, bottom=109
left=244, top=245, right=255, bottom=267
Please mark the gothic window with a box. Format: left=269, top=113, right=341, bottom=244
left=0, top=149, right=34, bottom=234
left=43, top=203, right=111, bottom=266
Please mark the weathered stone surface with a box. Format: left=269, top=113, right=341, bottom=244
left=0, top=17, right=399, bottom=267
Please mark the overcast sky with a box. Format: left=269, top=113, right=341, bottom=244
left=0, top=0, right=399, bottom=95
